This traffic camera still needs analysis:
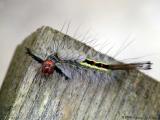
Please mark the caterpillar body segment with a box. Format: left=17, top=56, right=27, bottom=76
left=57, top=49, right=86, bottom=62
left=81, top=59, right=152, bottom=71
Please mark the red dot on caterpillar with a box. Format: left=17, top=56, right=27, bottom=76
left=41, top=60, right=55, bottom=76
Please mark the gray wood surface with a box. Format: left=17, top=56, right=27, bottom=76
left=0, top=26, right=160, bottom=120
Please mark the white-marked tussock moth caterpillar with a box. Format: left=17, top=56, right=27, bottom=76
left=26, top=41, right=152, bottom=80
left=24, top=25, right=152, bottom=84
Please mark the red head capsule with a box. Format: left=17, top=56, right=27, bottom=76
left=41, top=60, right=55, bottom=75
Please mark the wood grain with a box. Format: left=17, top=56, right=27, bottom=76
left=0, top=26, right=160, bottom=120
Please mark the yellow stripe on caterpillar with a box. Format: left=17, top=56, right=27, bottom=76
left=80, top=62, right=108, bottom=71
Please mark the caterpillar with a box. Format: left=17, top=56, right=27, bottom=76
left=26, top=46, right=152, bottom=80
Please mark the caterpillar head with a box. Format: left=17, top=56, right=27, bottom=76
left=25, top=47, right=56, bottom=76
left=41, top=60, right=55, bottom=75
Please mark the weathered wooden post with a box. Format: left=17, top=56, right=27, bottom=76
left=0, top=26, right=160, bottom=120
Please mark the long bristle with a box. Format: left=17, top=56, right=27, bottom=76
left=25, top=47, right=44, bottom=63
left=105, top=61, right=152, bottom=70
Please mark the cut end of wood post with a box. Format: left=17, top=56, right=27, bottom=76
left=0, top=26, right=160, bottom=120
